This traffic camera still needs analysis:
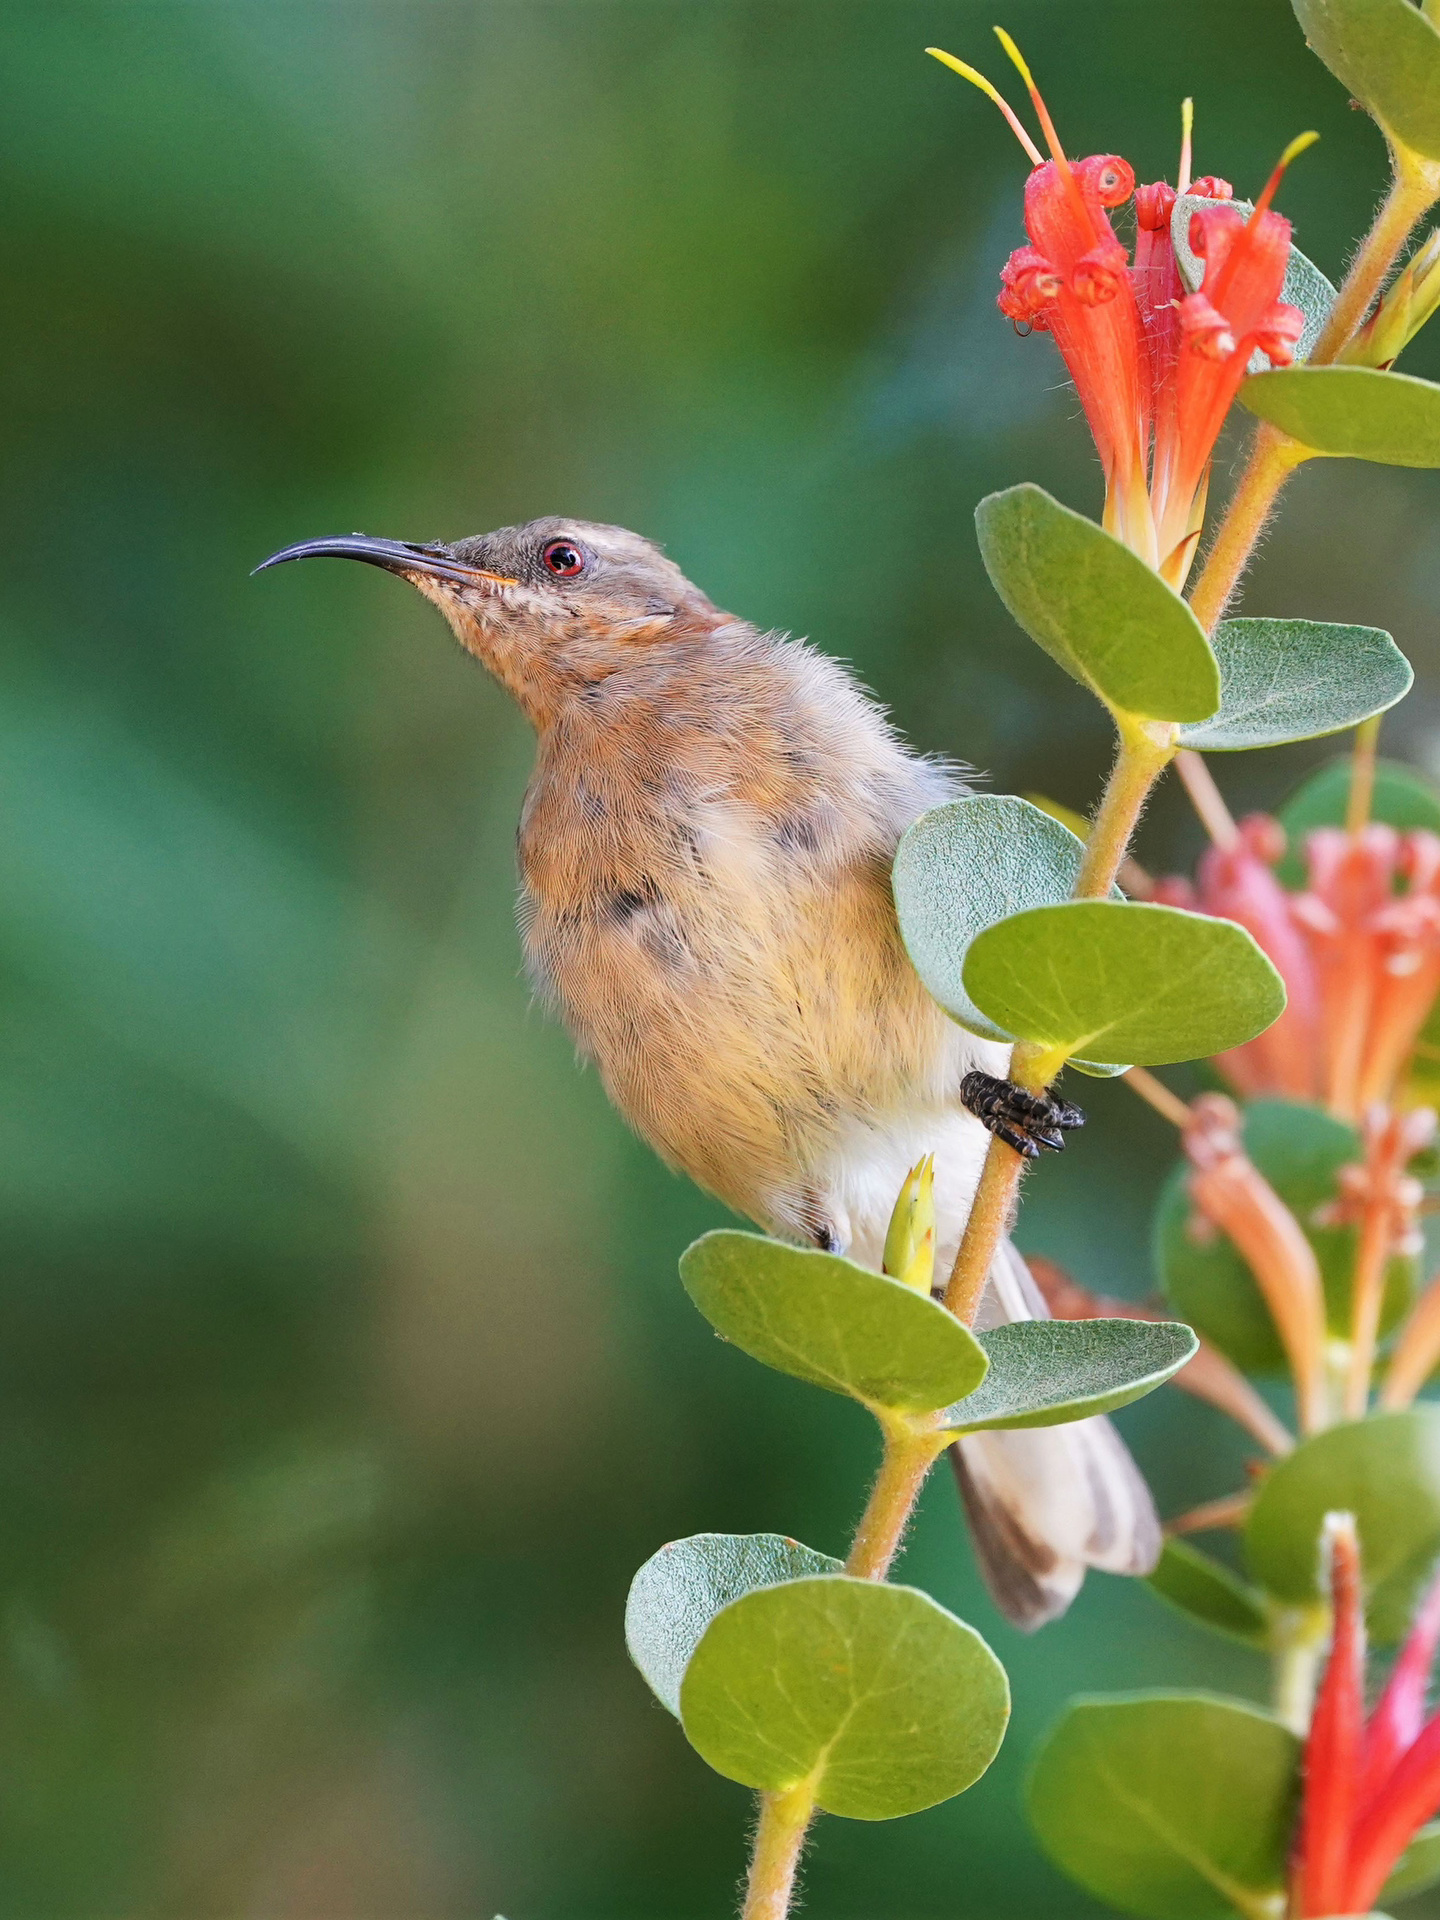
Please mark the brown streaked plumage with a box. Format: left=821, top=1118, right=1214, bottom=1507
left=257, top=516, right=1160, bottom=1627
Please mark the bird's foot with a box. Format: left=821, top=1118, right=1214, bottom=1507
left=960, top=1071, right=1085, bottom=1160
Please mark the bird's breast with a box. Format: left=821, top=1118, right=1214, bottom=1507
left=514, top=757, right=965, bottom=1228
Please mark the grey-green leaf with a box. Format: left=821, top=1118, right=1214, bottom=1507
left=1245, top=1409, right=1440, bottom=1643
left=1027, top=1692, right=1300, bottom=1919
left=1177, top=619, right=1411, bottom=751
left=1292, top=0, right=1440, bottom=159
left=962, top=901, right=1287, bottom=1068
left=975, top=484, right=1220, bottom=722
left=679, top=1575, right=1009, bottom=1819
left=1172, top=193, right=1336, bottom=364
left=678, top=1230, right=988, bottom=1412
left=625, top=1532, right=841, bottom=1716
left=1146, top=1540, right=1273, bottom=1650
left=1242, top=367, right=1440, bottom=467
left=938, top=1319, right=1196, bottom=1435
left=894, top=795, right=1115, bottom=1061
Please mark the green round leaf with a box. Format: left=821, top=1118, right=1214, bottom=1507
left=679, top=1575, right=1009, bottom=1819
left=1156, top=1099, right=1414, bottom=1374
left=1177, top=619, right=1411, bottom=752
left=1384, top=1821, right=1440, bottom=1903
left=1242, top=367, right=1440, bottom=467
left=678, top=1229, right=988, bottom=1412
left=961, top=901, right=1286, bottom=1068
left=893, top=795, right=1119, bottom=1077
left=1245, top=1409, right=1440, bottom=1642
left=975, top=484, right=1220, bottom=722
left=1292, top=0, right=1440, bottom=158
left=939, top=1319, right=1196, bottom=1435
left=1277, top=756, right=1440, bottom=886
left=1145, top=1540, right=1273, bottom=1650
left=626, top=1533, right=841, bottom=1716
left=1027, top=1692, right=1300, bottom=1920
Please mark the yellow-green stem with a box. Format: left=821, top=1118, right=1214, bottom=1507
left=739, top=1409, right=947, bottom=1910
left=845, top=1420, right=948, bottom=1581
left=1346, top=715, right=1382, bottom=835
left=742, top=1777, right=818, bottom=1920
left=945, top=1041, right=1053, bottom=1324
left=1075, top=718, right=1176, bottom=899
left=1187, top=426, right=1307, bottom=635
left=1309, top=147, right=1440, bottom=368
left=945, top=722, right=1174, bottom=1323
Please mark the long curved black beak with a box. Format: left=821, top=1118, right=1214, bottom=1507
left=253, top=535, right=518, bottom=589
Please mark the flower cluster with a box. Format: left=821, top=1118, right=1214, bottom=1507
left=930, top=35, right=1307, bottom=582
left=1160, top=817, right=1440, bottom=1119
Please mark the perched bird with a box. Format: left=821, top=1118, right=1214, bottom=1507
left=257, top=518, right=1160, bottom=1626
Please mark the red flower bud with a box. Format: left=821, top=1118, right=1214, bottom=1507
left=1135, top=180, right=1177, bottom=231
left=1071, top=242, right=1127, bottom=306
left=1178, top=292, right=1237, bottom=361
left=998, top=244, right=1063, bottom=321
left=1074, top=153, right=1135, bottom=208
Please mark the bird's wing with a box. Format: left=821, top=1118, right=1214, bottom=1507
left=951, top=1236, right=1162, bottom=1631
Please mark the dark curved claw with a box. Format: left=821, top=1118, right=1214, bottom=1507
left=960, top=1071, right=1086, bottom=1160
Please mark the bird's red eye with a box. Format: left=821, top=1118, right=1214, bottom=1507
left=542, top=540, right=586, bottom=577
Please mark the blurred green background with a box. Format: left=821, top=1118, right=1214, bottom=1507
left=3, top=2, right=1440, bottom=1914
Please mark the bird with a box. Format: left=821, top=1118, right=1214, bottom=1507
left=256, top=516, right=1161, bottom=1627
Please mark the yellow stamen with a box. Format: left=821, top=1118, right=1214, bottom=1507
left=925, top=47, right=1044, bottom=166
left=991, top=27, right=1096, bottom=242
left=993, top=27, right=1067, bottom=171
left=1254, top=129, right=1320, bottom=218
left=1178, top=97, right=1194, bottom=196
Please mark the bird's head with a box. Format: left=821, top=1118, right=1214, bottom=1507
left=256, top=517, right=726, bottom=728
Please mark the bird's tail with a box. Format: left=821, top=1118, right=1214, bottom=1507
left=949, top=1237, right=1162, bottom=1630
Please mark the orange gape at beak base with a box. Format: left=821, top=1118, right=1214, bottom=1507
left=253, top=534, right=519, bottom=589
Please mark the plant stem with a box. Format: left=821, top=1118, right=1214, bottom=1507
left=737, top=1409, right=946, bottom=1908
left=1174, top=749, right=1239, bottom=849
left=742, top=1777, right=819, bottom=1920
left=1346, top=715, right=1382, bottom=835
left=944, top=1040, right=1054, bottom=1324
left=1124, top=1066, right=1193, bottom=1129
left=1187, top=425, right=1307, bottom=635
left=1309, top=148, right=1440, bottom=368
left=944, top=720, right=1174, bottom=1323
left=845, top=1419, right=947, bottom=1581
left=1075, top=717, right=1177, bottom=899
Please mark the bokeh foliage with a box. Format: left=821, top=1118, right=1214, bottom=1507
left=4, top=1, right=1440, bottom=1914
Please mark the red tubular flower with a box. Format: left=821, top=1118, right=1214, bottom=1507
left=1296, top=1516, right=1366, bottom=1918
left=1360, top=1570, right=1440, bottom=1803
left=1014, top=143, right=1153, bottom=559
left=1289, top=1527, right=1440, bottom=1917
left=930, top=36, right=1312, bottom=584
left=1151, top=139, right=1310, bottom=571
left=1183, top=1094, right=1327, bottom=1432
